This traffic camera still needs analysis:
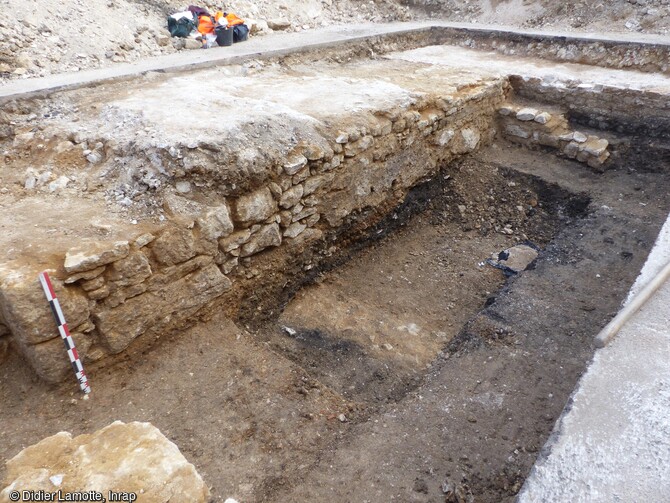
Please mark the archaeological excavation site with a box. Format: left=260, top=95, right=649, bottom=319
left=1, top=2, right=670, bottom=502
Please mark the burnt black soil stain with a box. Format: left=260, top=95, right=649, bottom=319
left=261, top=145, right=670, bottom=503
left=250, top=154, right=589, bottom=415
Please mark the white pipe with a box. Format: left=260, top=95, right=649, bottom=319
left=595, top=260, right=670, bottom=348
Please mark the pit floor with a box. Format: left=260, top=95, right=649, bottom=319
left=2, top=143, right=669, bottom=502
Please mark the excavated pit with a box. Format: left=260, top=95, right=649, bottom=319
left=2, top=26, right=670, bottom=503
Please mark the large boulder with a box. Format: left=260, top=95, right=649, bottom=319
left=0, top=421, right=210, bottom=503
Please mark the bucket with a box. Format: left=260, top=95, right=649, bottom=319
left=215, top=26, right=233, bottom=47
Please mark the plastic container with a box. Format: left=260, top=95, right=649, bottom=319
left=215, top=26, right=233, bottom=46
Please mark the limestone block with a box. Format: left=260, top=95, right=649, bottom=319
left=268, top=182, right=283, bottom=199
left=284, top=222, right=307, bottom=239
left=504, top=124, right=531, bottom=139
left=268, top=18, right=291, bottom=30
left=150, top=227, right=196, bottom=266
left=219, top=229, right=252, bottom=252
left=335, top=132, right=349, bottom=144
left=15, top=331, right=92, bottom=383
left=283, top=154, right=308, bottom=175
left=285, top=228, right=323, bottom=246
left=221, top=257, right=239, bottom=275
left=536, top=133, right=561, bottom=149
left=64, top=266, right=106, bottom=284
left=587, top=151, right=610, bottom=171
left=278, top=211, right=293, bottom=229
left=302, top=195, right=319, bottom=207
left=370, top=118, right=392, bottom=136
left=148, top=256, right=214, bottom=291
left=95, top=264, right=230, bottom=354
left=534, top=112, right=552, bottom=124
left=564, top=141, right=580, bottom=159
left=516, top=108, right=538, bottom=121
left=293, top=207, right=318, bottom=222
left=461, top=128, right=481, bottom=151
left=498, top=105, right=515, bottom=116
left=582, top=138, right=609, bottom=156
left=134, top=233, right=155, bottom=248
left=106, top=252, right=152, bottom=287
left=344, top=136, right=374, bottom=157
left=103, top=283, right=148, bottom=309
left=304, top=213, right=321, bottom=227
left=303, top=173, right=333, bottom=196
left=280, top=185, right=304, bottom=209
left=292, top=166, right=311, bottom=185
left=197, top=204, right=234, bottom=242
left=573, top=131, right=588, bottom=143
left=240, top=224, right=282, bottom=257
left=80, top=276, right=105, bottom=292
left=64, top=241, right=129, bottom=274
left=304, top=144, right=326, bottom=161
left=0, top=271, right=90, bottom=345
left=435, top=129, right=455, bottom=147
left=232, top=187, right=277, bottom=226
left=0, top=421, right=210, bottom=503
left=87, top=285, right=110, bottom=301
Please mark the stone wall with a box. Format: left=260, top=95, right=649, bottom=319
left=509, top=75, right=670, bottom=138
left=497, top=104, right=610, bottom=171
left=439, top=27, right=670, bottom=76
left=0, top=79, right=509, bottom=383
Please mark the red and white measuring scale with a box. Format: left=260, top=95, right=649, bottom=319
left=38, top=271, right=91, bottom=394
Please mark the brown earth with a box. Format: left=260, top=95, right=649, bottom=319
left=2, top=142, right=668, bottom=502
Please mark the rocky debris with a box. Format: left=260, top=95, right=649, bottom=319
left=0, top=421, right=210, bottom=503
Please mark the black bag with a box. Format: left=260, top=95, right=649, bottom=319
left=233, top=24, right=249, bottom=43
left=168, top=15, right=196, bottom=38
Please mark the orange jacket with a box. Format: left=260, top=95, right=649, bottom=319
left=224, top=12, right=245, bottom=26
left=197, top=15, right=216, bottom=34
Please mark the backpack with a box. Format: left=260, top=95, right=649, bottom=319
left=233, top=24, right=249, bottom=43
left=167, top=15, right=196, bottom=38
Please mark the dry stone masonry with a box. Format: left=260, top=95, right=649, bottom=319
left=498, top=104, right=611, bottom=170
left=0, top=75, right=508, bottom=382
